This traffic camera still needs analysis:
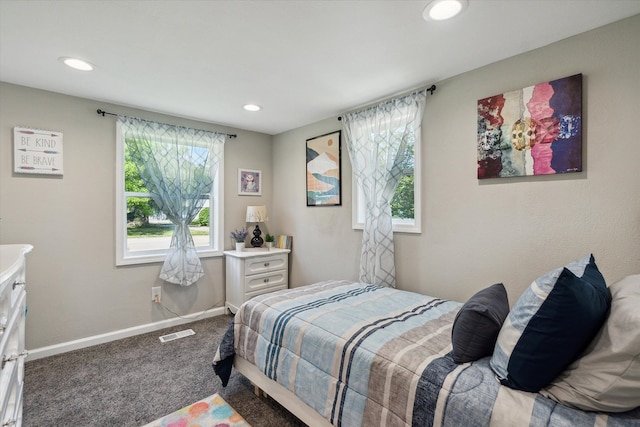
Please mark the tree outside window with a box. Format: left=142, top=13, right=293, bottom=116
left=390, top=140, right=415, bottom=220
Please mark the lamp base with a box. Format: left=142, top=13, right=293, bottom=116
left=250, top=224, right=264, bottom=247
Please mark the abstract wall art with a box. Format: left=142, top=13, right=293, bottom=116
left=477, top=74, right=582, bottom=179
left=306, top=130, right=341, bottom=206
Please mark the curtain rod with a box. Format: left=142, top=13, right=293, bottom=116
left=337, top=84, right=436, bottom=121
left=96, top=109, right=237, bottom=139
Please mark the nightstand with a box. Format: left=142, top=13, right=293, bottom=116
left=224, top=248, right=290, bottom=314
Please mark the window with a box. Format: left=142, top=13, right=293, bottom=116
left=352, top=125, right=422, bottom=234
left=115, top=123, right=223, bottom=266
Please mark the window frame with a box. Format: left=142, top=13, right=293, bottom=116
left=351, top=127, right=422, bottom=234
left=115, top=124, right=224, bottom=266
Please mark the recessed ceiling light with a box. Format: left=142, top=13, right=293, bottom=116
left=243, top=104, right=261, bottom=112
left=59, top=57, right=94, bottom=71
left=423, top=0, right=467, bottom=21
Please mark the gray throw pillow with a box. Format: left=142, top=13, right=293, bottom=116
left=451, top=283, right=509, bottom=363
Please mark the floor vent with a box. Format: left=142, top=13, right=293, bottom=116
left=159, top=329, right=195, bottom=343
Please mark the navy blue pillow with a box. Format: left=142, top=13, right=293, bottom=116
left=451, top=283, right=509, bottom=363
left=490, top=254, right=611, bottom=392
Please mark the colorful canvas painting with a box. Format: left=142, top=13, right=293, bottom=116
left=477, top=74, right=582, bottom=179
left=306, top=130, right=341, bottom=206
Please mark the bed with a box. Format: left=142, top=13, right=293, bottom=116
left=213, top=260, right=640, bottom=426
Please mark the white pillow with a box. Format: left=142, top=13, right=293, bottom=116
left=541, top=274, right=640, bottom=412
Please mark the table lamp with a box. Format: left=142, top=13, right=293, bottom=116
left=246, top=205, right=268, bottom=247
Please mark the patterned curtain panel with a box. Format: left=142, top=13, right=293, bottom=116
left=118, top=116, right=225, bottom=286
left=342, top=90, right=427, bottom=287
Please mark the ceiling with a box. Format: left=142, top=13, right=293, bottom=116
left=1, top=1, right=639, bottom=135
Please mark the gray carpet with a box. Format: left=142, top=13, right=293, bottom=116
left=24, top=314, right=306, bottom=426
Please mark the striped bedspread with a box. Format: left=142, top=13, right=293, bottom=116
left=213, top=280, right=640, bottom=426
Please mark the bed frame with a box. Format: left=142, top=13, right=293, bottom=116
left=234, top=356, right=332, bottom=427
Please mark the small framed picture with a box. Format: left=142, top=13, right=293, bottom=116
left=238, top=168, right=262, bottom=196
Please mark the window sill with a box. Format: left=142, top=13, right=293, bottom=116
left=116, top=248, right=224, bottom=266
left=352, top=222, right=421, bottom=234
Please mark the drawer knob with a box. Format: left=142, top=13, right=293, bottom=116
left=12, top=281, right=25, bottom=290
left=1, top=350, right=28, bottom=369
left=263, top=278, right=270, bottom=283
left=264, top=262, right=270, bottom=267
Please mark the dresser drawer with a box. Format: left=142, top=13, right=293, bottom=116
left=245, top=269, right=287, bottom=293
left=2, top=379, right=22, bottom=427
left=245, top=254, right=287, bottom=275
left=0, top=265, right=21, bottom=301
left=0, top=290, right=25, bottom=366
left=0, top=358, right=18, bottom=423
left=0, top=362, right=22, bottom=427
left=0, top=272, right=24, bottom=332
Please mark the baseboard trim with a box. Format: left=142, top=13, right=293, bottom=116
left=27, top=307, right=227, bottom=361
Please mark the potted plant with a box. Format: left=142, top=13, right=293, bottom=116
left=265, top=233, right=275, bottom=250
left=230, top=228, right=248, bottom=251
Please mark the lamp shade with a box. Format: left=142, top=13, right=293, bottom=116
left=246, top=205, right=268, bottom=222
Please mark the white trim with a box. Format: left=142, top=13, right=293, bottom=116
left=26, top=307, right=226, bottom=361
left=115, top=249, right=224, bottom=266
left=115, top=121, right=127, bottom=264
left=214, top=159, right=224, bottom=253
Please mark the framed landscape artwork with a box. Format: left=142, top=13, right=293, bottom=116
left=238, top=168, right=262, bottom=196
left=477, top=73, right=582, bottom=179
left=306, top=130, right=341, bottom=206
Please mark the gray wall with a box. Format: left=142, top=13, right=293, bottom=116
left=0, top=84, right=273, bottom=349
left=1, top=15, right=639, bottom=352
left=272, top=15, right=640, bottom=304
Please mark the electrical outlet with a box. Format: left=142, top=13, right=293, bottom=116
left=151, top=286, right=161, bottom=303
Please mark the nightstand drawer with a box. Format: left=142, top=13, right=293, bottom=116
left=245, top=270, right=287, bottom=293
left=245, top=254, right=287, bottom=275
left=246, top=284, right=287, bottom=301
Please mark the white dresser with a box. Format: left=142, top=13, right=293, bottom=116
left=224, top=248, right=290, bottom=314
left=0, top=244, right=32, bottom=427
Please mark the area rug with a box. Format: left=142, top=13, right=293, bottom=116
left=142, top=393, right=251, bottom=427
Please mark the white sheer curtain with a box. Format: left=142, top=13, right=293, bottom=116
left=342, top=90, right=427, bottom=287
left=118, top=116, right=225, bottom=286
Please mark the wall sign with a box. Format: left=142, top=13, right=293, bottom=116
left=13, top=127, right=63, bottom=175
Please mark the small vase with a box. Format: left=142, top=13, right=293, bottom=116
left=266, top=242, right=274, bottom=250
left=235, top=241, right=245, bottom=252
